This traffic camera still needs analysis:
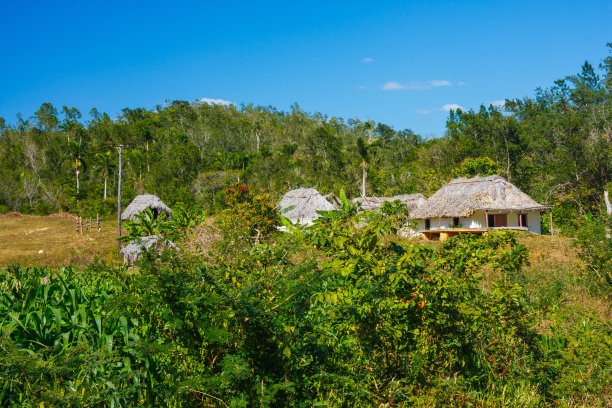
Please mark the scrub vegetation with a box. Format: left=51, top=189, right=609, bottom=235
left=0, top=45, right=610, bottom=407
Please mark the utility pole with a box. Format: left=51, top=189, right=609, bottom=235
left=117, top=144, right=124, bottom=254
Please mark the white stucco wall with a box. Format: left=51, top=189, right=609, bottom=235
left=467, top=211, right=486, bottom=228
left=528, top=212, right=542, bottom=234
left=406, top=210, right=544, bottom=236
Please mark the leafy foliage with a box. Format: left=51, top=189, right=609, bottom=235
left=216, top=183, right=280, bottom=246
left=573, top=215, right=612, bottom=291
left=121, top=205, right=206, bottom=243
left=1, top=46, right=609, bottom=227
left=1, top=203, right=611, bottom=406
left=451, top=156, right=502, bottom=178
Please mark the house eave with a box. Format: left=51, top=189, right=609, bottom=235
left=410, top=205, right=554, bottom=220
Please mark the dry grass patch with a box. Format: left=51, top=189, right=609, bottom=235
left=0, top=213, right=121, bottom=268
left=182, top=217, right=222, bottom=258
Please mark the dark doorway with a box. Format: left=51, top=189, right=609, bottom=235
left=487, top=214, right=495, bottom=227
left=425, top=219, right=431, bottom=230
left=519, top=213, right=528, bottom=227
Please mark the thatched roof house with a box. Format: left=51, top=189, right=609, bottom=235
left=410, top=175, right=552, bottom=237
left=353, top=193, right=426, bottom=214
left=278, top=188, right=336, bottom=225
left=120, top=235, right=177, bottom=263
left=121, top=194, right=172, bottom=221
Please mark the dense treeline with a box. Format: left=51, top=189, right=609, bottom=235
left=1, top=45, right=611, bottom=227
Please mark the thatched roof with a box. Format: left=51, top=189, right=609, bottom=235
left=121, top=194, right=172, bottom=221
left=278, top=188, right=336, bottom=223
left=410, top=175, right=552, bottom=219
left=353, top=194, right=426, bottom=214
left=120, top=235, right=177, bottom=263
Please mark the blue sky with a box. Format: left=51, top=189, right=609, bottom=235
left=1, top=0, right=611, bottom=137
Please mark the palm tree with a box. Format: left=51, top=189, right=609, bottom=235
left=95, top=151, right=115, bottom=200
left=357, top=135, right=380, bottom=198
left=65, top=140, right=87, bottom=195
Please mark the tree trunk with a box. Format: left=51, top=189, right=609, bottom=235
left=256, top=130, right=260, bottom=152
left=104, top=176, right=107, bottom=200
left=76, top=169, right=80, bottom=194
left=361, top=162, right=367, bottom=198
left=605, top=190, right=611, bottom=239
left=503, top=131, right=511, bottom=182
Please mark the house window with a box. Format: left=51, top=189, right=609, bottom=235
left=453, top=217, right=460, bottom=227
left=495, top=214, right=508, bottom=227
left=518, top=213, right=528, bottom=227
left=487, top=214, right=508, bottom=227
left=425, top=219, right=431, bottom=230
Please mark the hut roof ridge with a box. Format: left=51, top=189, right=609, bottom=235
left=278, top=188, right=336, bottom=221
left=410, top=175, right=551, bottom=219
left=121, top=194, right=172, bottom=221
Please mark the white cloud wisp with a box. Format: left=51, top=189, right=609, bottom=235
left=440, top=103, right=465, bottom=112
left=200, top=97, right=233, bottom=106
left=381, top=80, right=452, bottom=91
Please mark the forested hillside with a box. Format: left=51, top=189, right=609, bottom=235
left=1, top=46, right=611, bottom=227
left=1, top=45, right=611, bottom=408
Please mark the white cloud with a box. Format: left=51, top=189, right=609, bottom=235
left=417, top=109, right=431, bottom=114
left=200, top=97, right=233, bottom=106
left=361, top=57, right=374, bottom=63
left=457, top=81, right=467, bottom=86
left=358, top=85, right=367, bottom=89
left=382, top=81, right=405, bottom=90
left=440, top=103, right=465, bottom=112
left=382, top=80, right=452, bottom=90
left=429, top=80, right=452, bottom=87
left=489, top=100, right=506, bottom=108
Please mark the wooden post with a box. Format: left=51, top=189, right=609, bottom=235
left=485, top=211, right=489, bottom=228
left=76, top=217, right=79, bottom=234
left=79, top=216, right=83, bottom=234
left=97, top=213, right=101, bottom=232
left=549, top=212, right=553, bottom=236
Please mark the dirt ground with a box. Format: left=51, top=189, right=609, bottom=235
left=0, top=213, right=121, bottom=268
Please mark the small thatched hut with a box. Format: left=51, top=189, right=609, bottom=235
left=120, top=235, right=177, bottom=263
left=410, top=175, right=552, bottom=236
left=121, top=194, right=172, bottom=221
left=278, top=188, right=336, bottom=225
left=353, top=194, right=426, bottom=215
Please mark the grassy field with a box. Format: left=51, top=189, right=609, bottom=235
left=0, top=212, right=121, bottom=268
left=0, top=213, right=590, bottom=273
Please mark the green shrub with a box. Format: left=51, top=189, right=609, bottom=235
left=573, top=215, right=612, bottom=292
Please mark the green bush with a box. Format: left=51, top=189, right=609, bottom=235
left=573, top=215, right=612, bottom=292
left=1, top=201, right=610, bottom=406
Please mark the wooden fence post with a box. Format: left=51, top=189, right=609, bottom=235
left=549, top=212, right=553, bottom=236
left=97, top=213, right=101, bottom=232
